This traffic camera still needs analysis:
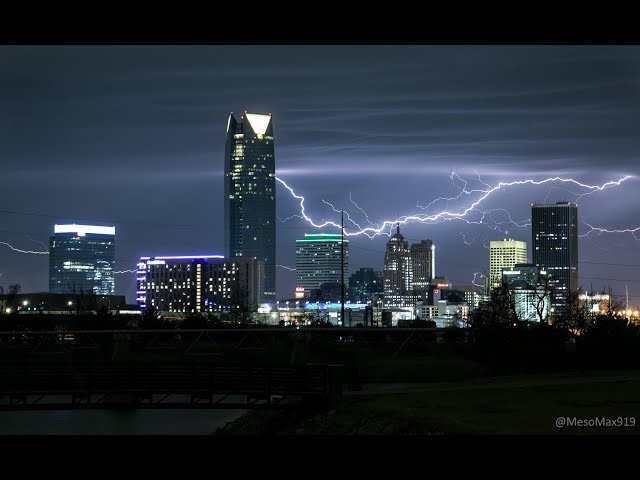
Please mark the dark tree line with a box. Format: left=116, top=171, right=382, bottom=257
left=466, top=282, right=639, bottom=373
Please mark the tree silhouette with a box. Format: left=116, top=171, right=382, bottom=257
left=0, top=283, right=21, bottom=315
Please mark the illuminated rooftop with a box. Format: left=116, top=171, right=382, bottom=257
left=296, top=233, right=348, bottom=243
left=54, top=224, right=115, bottom=236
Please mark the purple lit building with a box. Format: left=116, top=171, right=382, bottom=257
left=136, top=255, right=264, bottom=314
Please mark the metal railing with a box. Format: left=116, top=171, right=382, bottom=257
left=0, top=360, right=343, bottom=410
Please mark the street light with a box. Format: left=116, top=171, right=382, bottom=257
left=22, top=300, right=28, bottom=306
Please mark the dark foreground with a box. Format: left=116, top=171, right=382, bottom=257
left=217, top=370, right=640, bottom=435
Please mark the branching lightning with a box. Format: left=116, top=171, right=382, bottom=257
left=0, top=241, right=49, bottom=255
left=26, top=236, right=49, bottom=250
left=460, top=233, right=476, bottom=246
left=349, top=193, right=376, bottom=226
left=472, top=272, right=486, bottom=289
left=276, top=174, right=632, bottom=239
left=581, top=221, right=640, bottom=240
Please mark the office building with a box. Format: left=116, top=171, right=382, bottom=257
left=295, top=233, right=348, bottom=298
left=410, top=239, right=435, bottom=298
left=502, top=263, right=551, bottom=322
left=441, top=284, right=487, bottom=311
left=488, top=239, right=527, bottom=293
left=49, top=224, right=115, bottom=295
left=383, top=225, right=412, bottom=307
left=137, top=255, right=264, bottom=313
left=532, top=202, right=579, bottom=308
left=348, top=267, right=383, bottom=302
left=224, top=112, right=276, bottom=300
left=578, top=291, right=610, bottom=317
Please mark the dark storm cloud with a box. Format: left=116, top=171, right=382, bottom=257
left=1, top=45, right=639, bottom=301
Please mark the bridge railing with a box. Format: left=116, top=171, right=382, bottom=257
left=0, top=361, right=343, bottom=398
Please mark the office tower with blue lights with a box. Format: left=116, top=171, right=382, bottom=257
left=532, top=202, right=578, bottom=308
left=295, top=233, right=349, bottom=298
left=224, top=112, right=276, bottom=300
left=49, top=224, right=115, bottom=295
left=136, top=255, right=264, bottom=313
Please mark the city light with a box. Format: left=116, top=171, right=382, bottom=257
left=54, top=224, right=115, bottom=236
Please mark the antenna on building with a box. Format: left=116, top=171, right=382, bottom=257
left=626, top=284, right=629, bottom=319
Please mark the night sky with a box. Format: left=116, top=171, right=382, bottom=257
left=1, top=46, right=639, bottom=305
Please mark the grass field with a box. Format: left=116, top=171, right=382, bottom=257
left=217, top=370, right=640, bottom=435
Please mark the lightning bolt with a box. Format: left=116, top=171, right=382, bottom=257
left=26, top=235, right=49, bottom=250
left=474, top=170, right=491, bottom=189
left=276, top=174, right=632, bottom=238
left=581, top=221, right=640, bottom=240
left=278, top=214, right=304, bottom=223
left=472, top=272, right=486, bottom=289
left=349, top=193, right=376, bottom=226
left=276, top=265, right=296, bottom=271
left=114, top=269, right=136, bottom=274
left=0, top=241, right=49, bottom=255
left=460, top=233, right=476, bottom=246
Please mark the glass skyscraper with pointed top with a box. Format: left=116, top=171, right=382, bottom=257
left=224, top=112, right=276, bottom=300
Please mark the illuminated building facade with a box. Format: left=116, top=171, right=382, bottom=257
left=383, top=225, right=412, bottom=307
left=410, top=239, right=435, bottom=299
left=295, top=233, right=349, bottom=298
left=502, top=263, right=550, bottom=322
left=488, top=239, right=527, bottom=293
left=441, top=284, right=487, bottom=311
left=348, top=267, right=383, bottom=302
left=224, top=112, right=276, bottom=300
left=532, top=202, right=578, bottom=308
left=49, top=224, right=115, bottom=295
left=137, top=255, right=264, bottom=313
left=578, top=292, right=610, bottom=317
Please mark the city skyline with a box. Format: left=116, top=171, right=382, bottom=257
left=1, top=46, right=639, bottom=305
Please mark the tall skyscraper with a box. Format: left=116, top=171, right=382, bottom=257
left=295, top=233, right=348, bottom=298
left=137, top=255, right=264, bottom=313
left=224, top=112, right=276, bottom=300
left=410, top=239, right=435, bottom=298
left=532, top=202, right=578, bottom=308
left=383, top=225, right=412, bottom=306
left=49, top=224, right=115, bottom=295
left=488, top=239, right=527, bottom=294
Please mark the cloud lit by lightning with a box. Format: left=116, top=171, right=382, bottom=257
left=0, top=241, right=49, bottom=255
left=276, top=174, right=632, bottom=239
